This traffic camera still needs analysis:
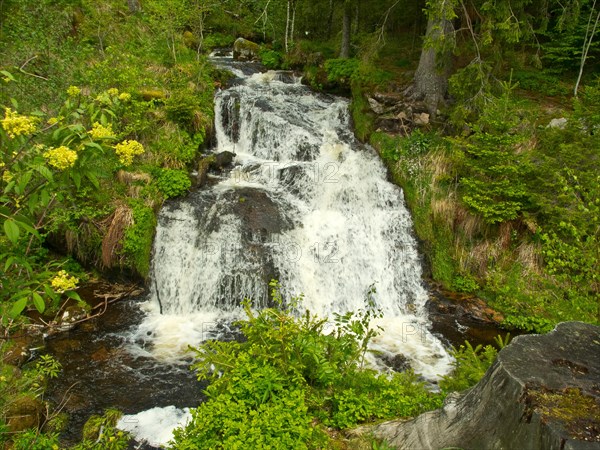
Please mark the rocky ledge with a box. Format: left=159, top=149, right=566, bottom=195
left=372, top=321, right=600, bottom=449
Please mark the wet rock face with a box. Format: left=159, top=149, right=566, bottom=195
left=372, top=322, right=600, bottom=450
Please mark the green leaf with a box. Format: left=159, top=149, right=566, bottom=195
left=14, top=218, right=40, bottom=239
left=4, top=256, right=15, bottom=271
left=16, top=170, right=33, bottom=195
left=3, top=180, right=15, bottom=194
left=65, top=291, right=81, bottom=302
left=32, top=292, right=45, bottom=313
left=35, top=164, right=54, bottom=181
left=43, top=284, right=58, bottom=301
left=71, top=171, right=81, bottom=189
left=83, top=141, right=104, bottom=152
left=4, top=218, right=20, bottom=243
left=40, top=189, right=51, bottom=207
left=10, top=297, right=28, bottom=318
left=1, top=70, right=16, bottom=81
left=86, top=172, right=100, bottom=189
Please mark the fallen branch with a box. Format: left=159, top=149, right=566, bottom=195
left=18, top=55, right=49, bottom=81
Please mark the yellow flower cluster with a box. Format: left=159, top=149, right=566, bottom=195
left=47, top=117, right=60, bottom=125
left=1, top=108, right=37, bottom=138
left=107, top=88, right=119, bottom=96
left=115, top=140, right=144, bottom=166
left=67, top=86, right=81, bottom=97
left=50, top=270, right=79, bottom=293
left=95, top=92, right=111, bottom=105
left=89, top=122, right=115, bottom=139
left=2, top=170, right=13, bottom=183
left=43, top=146, right=78, bottom=170
left=118, top=92, right=131, bottom=102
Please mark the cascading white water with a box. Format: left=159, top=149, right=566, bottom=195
left=131, top=59, right=452, bottom=380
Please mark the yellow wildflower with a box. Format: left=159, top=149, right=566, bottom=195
left=118, top=92, right=131, bottom=102
left=88, top=122, right=115, bottom=139
left=107, top=88, right=119, bottom=96
left=95, top=92, right=111, bottom=105
left=1, top=108, right=37, bottom=138
left=43, top=146, right=78, bottom=170
left=47, top=117, right=59, bottom=125
left=2, top=170, right=13, bottom=183
left=115, top=140, right=144, bottom=166
left=67, top=86, right=81, bottom=97
left=50, top=270, right=79, bottom=293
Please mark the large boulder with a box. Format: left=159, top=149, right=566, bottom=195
left=371, top=322, right=600, bottom=449
left=233, top=37, right=260, bottom=61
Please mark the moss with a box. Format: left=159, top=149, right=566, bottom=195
left=526, top=388, right=600, bottom=442
left=350, top=85, right=375, bottom=142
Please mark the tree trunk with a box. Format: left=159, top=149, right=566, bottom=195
left=285, top=0, right=290, bottom=52
left=412, top=16, right=454, bottom=116
left=127, top=0, right=141, bottom=13
left=326, top=0, right=334, bottom=39
left=340, top=1, right=351, bottom=58
left=290, top=1, right=296, bottom=48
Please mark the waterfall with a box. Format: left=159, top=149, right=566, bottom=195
left=131, top=59, right=452, bottom=380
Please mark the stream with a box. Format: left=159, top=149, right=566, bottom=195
left=47, top=54, right=502, bottom=448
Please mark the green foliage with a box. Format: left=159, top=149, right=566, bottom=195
left=373, top=129, right=434, bottom=162
left=440, top=335, right=509, bottom=393
left=172, top=282, right=442, bottom=449
left=452, top=274, right=479, bottom=293
left=260, top=49, right=285, bottom=69
left=453, top=81, right=532, bottom=224
left=10, top=430, right=60, bottom=450
left=0, top=351, right=62, bottom=448
left=350, top=86, right=376, bottom=141
left=73, top=409, right=129, bottom=450
left=0, top=80, right=126, bottom=316
left=122, top=200, right=156, bottom=277
left=202, top=33, right=234, bottom=50
left=325, top=58, right=361, bottom=84
left=165, top=89, right=211, bottom=134
left=325, top=58, right=392, bottom=91
left=502, top=315, right=555, bottom=333
left=155, top=169, right=192, bottom=198
left=512, top=70, right=570, bottom=97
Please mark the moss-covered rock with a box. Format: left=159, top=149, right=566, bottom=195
left=6, top=395, right=44, bottom=432
left=233, top=37, right=260, bottom=61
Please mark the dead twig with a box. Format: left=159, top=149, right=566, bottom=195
left=18, top=55, right=49, bottom=81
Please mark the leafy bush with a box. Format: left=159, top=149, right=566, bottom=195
left=452, top=274, right=479, bottom=293
left=502, top=315, right=555, bottom=333
left=260, top=49, right=285, bottom=69
left=155, top=168, right=191, bottom=198
left=171, top=282, right=442, bottom=449
left=325, top=58, right=360, bottom=84
left=165, top=90, right=206, bottom=133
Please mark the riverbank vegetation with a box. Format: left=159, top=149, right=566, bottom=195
left=1, top=0, right=599, bottom=447
left=173, top=282, right=443, bottom=449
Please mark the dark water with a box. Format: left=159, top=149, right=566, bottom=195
left=45, top=297, right=205, bottom=446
